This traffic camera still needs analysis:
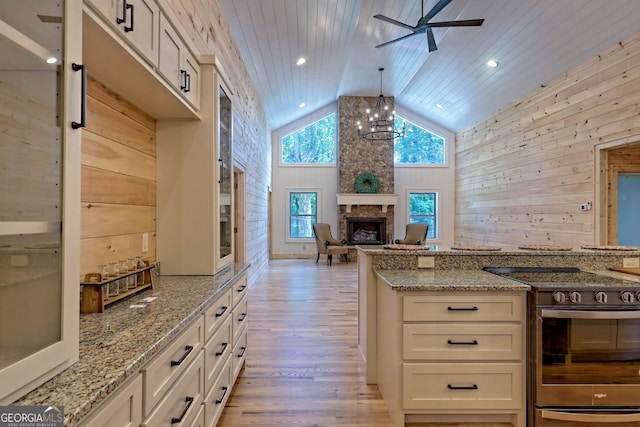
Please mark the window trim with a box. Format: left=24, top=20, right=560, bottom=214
left=406, top=189, right=439, bottom=241
left=394, top=106, right=452, bottom=168
left=286, top=188, right=322, bottom=242
left=276, top=103, right=338, bottom=167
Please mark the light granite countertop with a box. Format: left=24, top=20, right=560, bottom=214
left=12, top=263, right=249, bottom=427
left=376, top=269, right=531, bottom=291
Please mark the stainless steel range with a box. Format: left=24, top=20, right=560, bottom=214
left=485, top=267, right=640, bottom=426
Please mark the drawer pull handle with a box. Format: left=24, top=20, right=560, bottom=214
left=171, top=396, right=194, bottom=424
left=237, top=285, right=247, bottom=293
left=215, top=342, right=228, bottom=356
left=237, top=346, right=247, bottom=357
left=215, top=386, right=229, bottom=405
left=71, top=63, right=87, bottom=129
left=215, top=306, right=228, bottom=317
left=447, top=306, right=478, bottom=311
left=237, top=313, right=247, bottom=322
left=448, top=384, right=478, bottom=390
left=447, top=339, right=478, bottom=345
left=170, top=345, right=194, bottom=366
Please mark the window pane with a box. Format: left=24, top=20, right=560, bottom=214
left=290, top=192, right=317, bottom=238
left=394, top=116, right=445, bottom=165
left=282, top=114, right=336, bottom=164
left=409, top=193, right=437, bottom=239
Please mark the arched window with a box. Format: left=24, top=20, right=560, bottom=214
left=281, top=113, right=336, bottom=164
left=394, top=114, right=445, bottom=165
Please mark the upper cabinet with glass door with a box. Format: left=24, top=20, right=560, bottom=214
left=216, top=85, right=233, bottom=270
left=0, top=0, right=81, bottom=404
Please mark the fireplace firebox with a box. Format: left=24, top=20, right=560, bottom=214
left=346, top=217, right=386, bottom=245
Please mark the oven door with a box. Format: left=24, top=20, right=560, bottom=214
left=536, top=308, right=640, bottom=409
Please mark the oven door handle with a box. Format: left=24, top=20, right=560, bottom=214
left=541, top=309, right=640, bottom=320
left=541, top=410, right=640, bottom=423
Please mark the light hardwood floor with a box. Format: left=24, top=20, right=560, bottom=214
left=218, top=259, right=394, bottom=426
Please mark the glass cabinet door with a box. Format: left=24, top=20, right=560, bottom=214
left=217, top=85, right=232, bottom=267
left=0, top=0, right=81, bottom=403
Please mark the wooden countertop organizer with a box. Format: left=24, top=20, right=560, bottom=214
left=80, top=261, right=155, bottom=313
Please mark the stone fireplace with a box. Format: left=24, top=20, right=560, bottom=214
left=337, top=96, right=397, bottom=243
left=346, top=217, right=386, bottom=245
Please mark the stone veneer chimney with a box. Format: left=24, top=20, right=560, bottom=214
left=337, top=96, right=395, bottom=242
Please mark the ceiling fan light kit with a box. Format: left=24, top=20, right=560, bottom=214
left=356, top=68, right=405, bottom=141
left=374, top=0, right=484, bottom=52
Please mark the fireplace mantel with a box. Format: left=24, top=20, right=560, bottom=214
left=337, top=193, right=398, bottom=213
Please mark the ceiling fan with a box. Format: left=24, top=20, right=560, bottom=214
left=374, top=0, right=484, bottom=52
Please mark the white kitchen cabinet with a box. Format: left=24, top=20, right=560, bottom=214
left=158, top=14, right=200, bottom=109
left=376, top=281, right=526, bottom=427
left=157, top=56, right=234, bottom=275
left=85, top=0, right=159, bottom=66
left=78, top=375, right=143, bottom=427
left=0, top=0, right=82, bottom=404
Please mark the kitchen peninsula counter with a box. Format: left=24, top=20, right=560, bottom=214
left=361, top=247, right=639, bottom=427
left=12, top=263, right=249, bottom=426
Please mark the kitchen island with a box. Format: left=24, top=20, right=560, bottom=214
left=12, top=263, right=249, bottom=427
left=357, top=245, right=640, bottom=427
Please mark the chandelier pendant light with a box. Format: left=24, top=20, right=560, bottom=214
left=357, top=68, right=405, bottom=141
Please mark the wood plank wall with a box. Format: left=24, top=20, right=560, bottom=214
left=79, top=77, right=157, bottom=277
left=455, top=32, right=640, bottom=247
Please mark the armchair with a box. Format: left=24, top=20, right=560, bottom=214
left=313, top=223, right=348, bottom=266
left=395, top=223, right=429, bottom=246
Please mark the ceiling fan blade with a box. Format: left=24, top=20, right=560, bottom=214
left=423, top=0, right=454, bottom=22
left=428, top=19, right=485, bottom=27
left=375, top=32, right=419, bottom=48
left=426, top=27, right=437, bottom=52
left=373, top=14, right=416, bottom=32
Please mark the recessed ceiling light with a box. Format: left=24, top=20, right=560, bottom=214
left=46, top=57, right=58, bottom=64
left=299, top=102, right=306, bottom=108
left=296, top=57, right=306, bottom=66
left=487, top=59, right=498, bottom=68
left=436, top=103, right=444, bottom=109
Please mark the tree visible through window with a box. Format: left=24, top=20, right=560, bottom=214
left=394, top=115, right=445, bottom=165
left=409, top=192, right=437, bottom=239
left=290, top=192, right=317, bottom=238
left=281, top=114, right=336, bottom=164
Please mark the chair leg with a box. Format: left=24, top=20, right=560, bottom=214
left=344, top=253, right=348, bottom=264
left=328, top=254, right=333, bottom=266
left=316, top=253, right=320, bottom=264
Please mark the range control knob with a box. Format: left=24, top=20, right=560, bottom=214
left=553, top=292, right=566, bottom=303
left=620, top=291, right=635, bottom=303
left=569, top=291, right=582, bottom=303
left=594, top=291, right=608, bottom=304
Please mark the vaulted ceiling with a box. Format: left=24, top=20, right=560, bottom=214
left=219, top=0, right=640, bottom=133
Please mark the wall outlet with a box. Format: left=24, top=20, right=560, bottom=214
left=583, top=223, right=592, bottom=232
left=418, top=256, right=435, bottom=269
left=623, top=258, right=640, bottom=268
left=142, top=233, right=149, bottom=253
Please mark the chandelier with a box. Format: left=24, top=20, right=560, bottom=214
left=357, top=68, right=405, bottom=141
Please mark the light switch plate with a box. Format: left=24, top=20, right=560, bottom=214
left=418, top=256, right=435, bottom=268
left=142, top=233, right=149, bottom=253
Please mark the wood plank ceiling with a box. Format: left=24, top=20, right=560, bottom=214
left=219, top=0, right=640, bottom=133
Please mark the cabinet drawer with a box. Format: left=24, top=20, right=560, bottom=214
left=204, top=315, right=232, bottom=395
left=189, top=404, right=205, bottom=427
left=403, top=323, right=523, bottom=361
left=142, top=317, right=204, bottom=411
left=403, top=363, right=522, bottom=410
left=203, top=356, right=233, bottom=427
left=142, top=352, right=204, bottom=427
left=232, top=323, right=248, bottom=381
left=232, top=274, right=248, bottom=306
left=80, top=374, right=142, bottom=427
left=232, top=294, right=248, bottom=344
left=203, top=287, right=232, bottom=342
left=403, top=294, right=523, bottom=322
